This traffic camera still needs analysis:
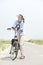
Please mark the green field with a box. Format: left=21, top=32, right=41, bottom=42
left=0, top=40, right=43, bottom=51
left=0, top=40, right=10, bottom=51
left=28, top=40, right=43, bottom=45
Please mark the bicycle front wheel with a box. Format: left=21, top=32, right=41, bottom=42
left=10, top=42, right=18, bottom=60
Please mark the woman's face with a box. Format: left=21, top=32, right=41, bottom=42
left=18, top=15, right=22, bottom=22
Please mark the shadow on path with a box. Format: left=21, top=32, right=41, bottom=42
left=0, top=56, right=12, bottom=61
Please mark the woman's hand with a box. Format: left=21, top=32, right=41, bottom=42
left=16, top=25, right=20, bottom=30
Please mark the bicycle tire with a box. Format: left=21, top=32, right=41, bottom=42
left=10, top=41, right=18, bottom=60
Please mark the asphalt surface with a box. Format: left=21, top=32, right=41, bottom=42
left=0, top=42, right=43, bottom=65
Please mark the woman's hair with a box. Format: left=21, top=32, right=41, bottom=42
left=19, top=14, right=25, bottom=23
left=23, top=17, right=25, bottom=23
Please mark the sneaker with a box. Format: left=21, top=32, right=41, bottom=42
left=19, top=56, right=25, bottom=59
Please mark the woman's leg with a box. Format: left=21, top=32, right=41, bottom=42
left=20, top=36, right=25, bottom=57
left=17, top=35, right=25, bottom=58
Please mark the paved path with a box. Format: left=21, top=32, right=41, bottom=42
left=0, top=42, right=43, bottom=65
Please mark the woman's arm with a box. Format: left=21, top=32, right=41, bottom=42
left=20, top=22, right=24, bottom=31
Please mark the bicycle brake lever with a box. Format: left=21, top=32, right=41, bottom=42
left=7, top=28, right=11, bottom=30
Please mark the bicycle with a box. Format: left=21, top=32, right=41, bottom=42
left=7, top=26, right=20, bottom=60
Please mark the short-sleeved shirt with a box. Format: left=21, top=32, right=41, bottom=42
left=12, top=20, right=24, bottom=35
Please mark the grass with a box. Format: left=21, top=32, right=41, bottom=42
left=0, top=40, right=43, bottom=51
left=28, top=40, right=43, bottom=45
left=0, top=40, right=10, bottom=51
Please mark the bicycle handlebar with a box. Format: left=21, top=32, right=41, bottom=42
left=7, top=24, right=20, bottom=31
left=7, top=27, right=15, bottom=30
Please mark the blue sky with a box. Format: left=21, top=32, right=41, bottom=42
left=0, top=0, right=43, bottom=40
